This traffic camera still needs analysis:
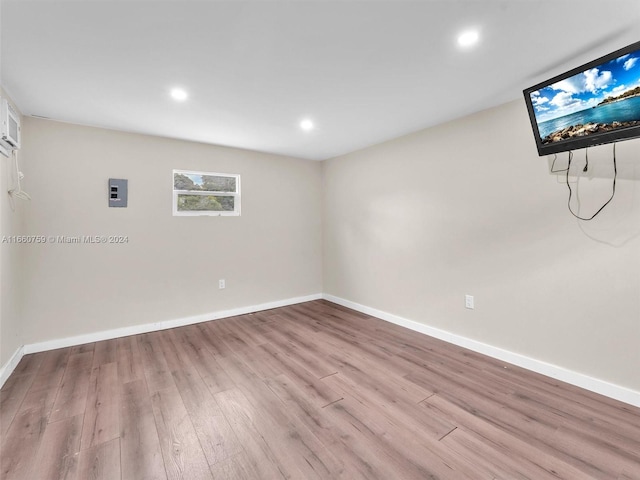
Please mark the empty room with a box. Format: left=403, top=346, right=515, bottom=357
left=1, top=1, right=639, bottom=479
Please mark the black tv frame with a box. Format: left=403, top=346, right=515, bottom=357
left=523, top=40, right=640, bottom=157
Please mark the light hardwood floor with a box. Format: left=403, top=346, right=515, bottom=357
left=1, top=300, right=639, bottom=479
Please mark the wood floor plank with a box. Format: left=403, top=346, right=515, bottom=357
left=261, top=324, right=337, bottom=379
left=0, top=373, right=36, bottom=437
left=263, top=374, right=341, bottom=447
left=507, top=381, right=640, bottom=451
left=116, top=336, right=145, bottom=385
left=138, top=332, right=174, bottom=393
left=440, top=427, right=558, bottom=479
left=235, top=377, right=344, bottom=479
left=172, top=368, right=243, bottom=467
left=263, top=374, right=369, bottom=480
left=120, top=379, right=167, bottom=480
left=214, top=388, right=288, bottom=480
left=209, top=319, right=254, bottom=353
left=332, top=394, right=493, bottom=479
left=173, top=326, right=236, bottom=394
left=214, top=353, right=260, bottom=386
left=195, top=323, right=233, bottom=358
left=208, top=452, right=261, bottom=480
left=236, top=345, right=282, bottom=380
left=322, top=372, right=452, bottom=440
left=284, top=305, right=420, bottom=380
left=10, top=352, right=45, bottom=377
left=2, top=299, right=639, bottom=480
left=49, top=352, right=94, bottom=423
left=225, top=316, right=271, bottom=347
left=407, top=347, right=640, bottom=479
left=150, top=385, right=212, bottom=480
left=30, top=415, right=83, bottom=480
left=619, top=467, right=640, bottom=480
left=552, top=425, right=640, bottom=478
left=92, top=338, right=117, bottom=367
left=424, top=392, right=616, bottom=479
left=70, top=343, right=95, bottom=355
left=80, top=362, right=119, bottom=450
left=258, top=342, right=342, bottom=407
left=321, top=346, right=434, bottom=403
left=0, top=348, right=70, bottom=479
left=76, top=437, right=121, bottom=480
left=158, top=330, right=196, bottom=373
left=322, top=397, right=461, bottom=480
left=1, top=402, right=50, bottom=480
left=23, top=348, right=70, bottom=405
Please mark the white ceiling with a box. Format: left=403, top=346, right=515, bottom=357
left=2, top=1, right=639, bottom=161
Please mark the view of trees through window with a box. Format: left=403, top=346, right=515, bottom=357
left=176, top=194, right=234, bottom=211
left=173, top=171, right=240, bottom=215
left=174, top=173, right=236, bottom=193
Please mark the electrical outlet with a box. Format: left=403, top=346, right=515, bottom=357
left=219, top=279, right=226, bottom=289
left=465, top=295, right=474, bottom=309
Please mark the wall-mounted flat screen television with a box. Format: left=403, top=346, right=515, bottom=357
left=524, top=41, right=640, bottom=156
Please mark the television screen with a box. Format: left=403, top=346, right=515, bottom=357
left=524, top=41, right=640, bottom=156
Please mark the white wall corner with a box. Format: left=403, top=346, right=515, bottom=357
left=321, top=293, right=640, bottom=409
left=0, top=345, right=25, bottom=388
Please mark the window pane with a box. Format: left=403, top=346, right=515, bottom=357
left=174, top=173, right=236, bottom=193
left=177, top=194, right=235, bottom=212
left=201, top=175, right=236, bottom=192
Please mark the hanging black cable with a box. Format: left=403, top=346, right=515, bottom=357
left=550, top=152, right=570, bottom=173
left=583, top=147, right=589, bottom=172
left=566, top=143, right=617, bottom=221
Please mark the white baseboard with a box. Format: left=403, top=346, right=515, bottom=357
left=4, top=291, right=639, bottom=410
left=0, top=293, right=322, bottom=388
left=322, top=293, right=640, bottom=409
left=23, top=293, right=322, bottom=355
left=0, top=345, right=25, bottom=387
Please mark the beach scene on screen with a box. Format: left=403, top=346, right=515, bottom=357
left=531, top=48, right=640, bottom=144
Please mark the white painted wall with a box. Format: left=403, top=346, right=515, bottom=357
left=0, top=87, right=24, bottom=368
left=15, top=117, right=322, bottom=347
left=3, top=97, right=639, bottom=402
left=323, top=99, right=640, bottom=392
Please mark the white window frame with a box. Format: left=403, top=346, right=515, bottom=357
left=172, top=169, right=241, bottom=216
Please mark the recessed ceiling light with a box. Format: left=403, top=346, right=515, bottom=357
left=170, top=88, right=188, bottom=101
left=457, top=30, right=479, bottom=48
left=300, top=119, right=314, bottom=131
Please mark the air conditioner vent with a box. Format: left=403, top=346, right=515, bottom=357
left=1, top=98, right=21, bottom=149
